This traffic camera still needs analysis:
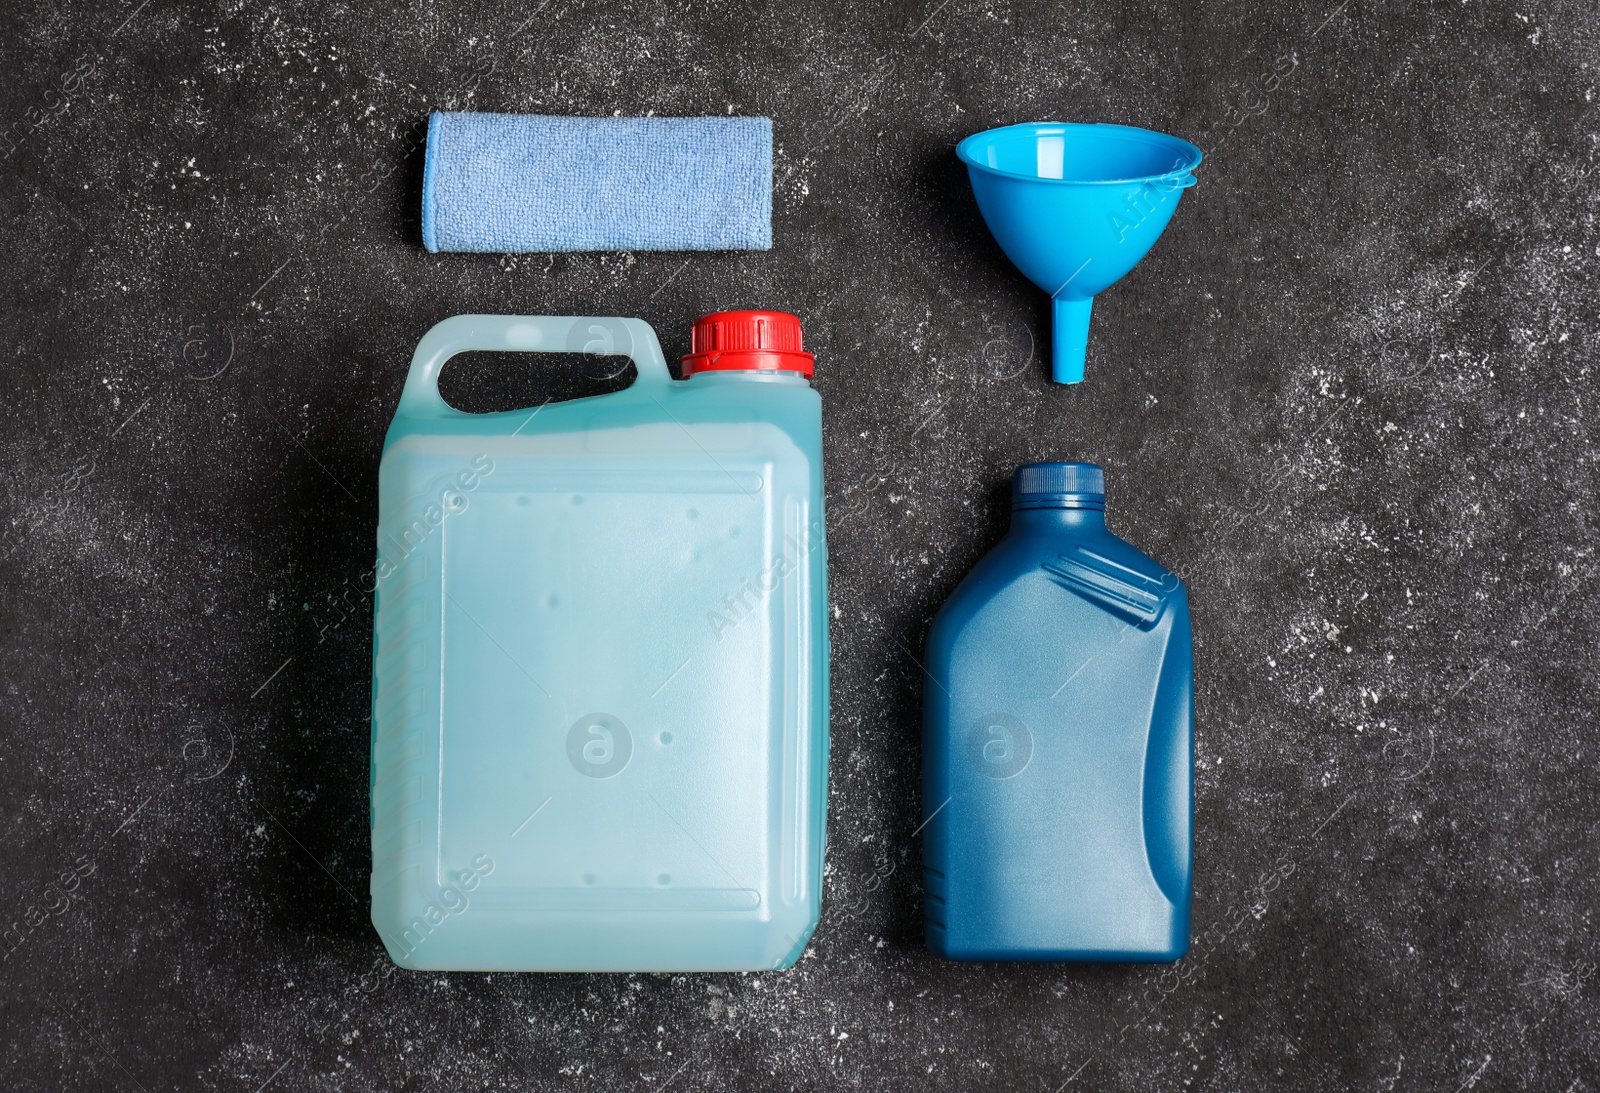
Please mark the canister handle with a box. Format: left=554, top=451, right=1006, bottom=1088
left=395, top=315, right=672, bottom=419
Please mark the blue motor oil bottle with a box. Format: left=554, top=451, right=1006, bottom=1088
left=921, top=462, right=1192, bottom=961
left=369, top=311, right=828, bottom=972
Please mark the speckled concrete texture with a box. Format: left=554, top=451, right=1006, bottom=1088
left=2, top=0, right=1597, bottom=1089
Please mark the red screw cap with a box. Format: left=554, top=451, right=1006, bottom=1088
left=680, top=310, right=815, bottom=378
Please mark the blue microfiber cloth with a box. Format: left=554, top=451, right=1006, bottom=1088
left=421, top=112, right=772, bottom=253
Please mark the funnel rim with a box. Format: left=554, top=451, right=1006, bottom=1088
left=957, top=121, right=1203, bottom=186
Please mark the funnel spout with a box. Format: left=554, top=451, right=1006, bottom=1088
left=1051, top=297, right=1092, bottom=384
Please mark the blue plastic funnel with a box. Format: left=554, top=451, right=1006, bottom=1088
left=956, top=122, right=1202, bottom=384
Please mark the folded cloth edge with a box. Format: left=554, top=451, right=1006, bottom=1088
left=421, top=112, right=444, bottom=253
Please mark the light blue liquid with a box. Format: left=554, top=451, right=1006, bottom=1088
left=922, top=464, right=1192, bottom=961
left=370, top=316, right=828, bottom=972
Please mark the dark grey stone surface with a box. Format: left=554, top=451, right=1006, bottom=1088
left=2, top=0, right=1597, bottom=1089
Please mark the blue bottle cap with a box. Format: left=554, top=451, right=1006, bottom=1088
left=1012, top=462, right=1105, bottom=509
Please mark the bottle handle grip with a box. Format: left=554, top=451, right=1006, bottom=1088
left=395, top=315, right=672, bottom=419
